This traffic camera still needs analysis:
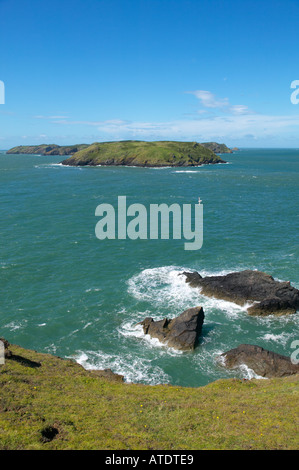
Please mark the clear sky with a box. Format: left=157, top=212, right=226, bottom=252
left=1, top=0, right=299, bottom=148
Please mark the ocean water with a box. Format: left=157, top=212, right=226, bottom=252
left=0, top=148, right=298, bottom=387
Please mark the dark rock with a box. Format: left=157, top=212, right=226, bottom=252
left=181, top=271, right=202, bottom=287
left=139, top=306, right=204, bottom=351
left=220, top=344, right=299, bottom=378
left=181, top=270, right=299, bottom=316
left=90, top=368, right=124, bottom=382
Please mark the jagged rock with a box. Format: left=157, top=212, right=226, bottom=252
left=181, top=270, right=299, bottom=316
left=220, top=344, right=299, bottom=378
left=139, top=306, right=204, bottom=351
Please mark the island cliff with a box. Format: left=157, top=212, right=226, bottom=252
left=200, top=142, right=240, bottom=153
left=60, top=140, right=226, bottom=167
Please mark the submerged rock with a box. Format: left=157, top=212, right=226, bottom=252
left=181, top=270, right=299, bottom=316
left=139, top=306, right=204, bottom=351
left=220, top=344, right=299, bottom=378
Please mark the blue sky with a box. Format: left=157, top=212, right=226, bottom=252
left=1, top=0, right=299, bottom=148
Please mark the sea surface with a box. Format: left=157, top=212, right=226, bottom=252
left=0, top=148, right=298, bottom=386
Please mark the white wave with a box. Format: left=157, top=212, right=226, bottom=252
left=4, top=320, right=27, bottom=331
left=173, top=170, right=201, bottom=173
left=197, top=295, right=248, bottom=319
left=34, top=163, right=82, bottom=170
left=238, top=364, right=267, bottom=380
left=260, top=332, right=291, bottom=345
left=74, top=349, right=171, bottom=384
left=44, top=343, right=57, bottom=354
left=215, top=353, right=267, bottom=380
left=127, top=265, right=248, bottom=318
left=150, top=166, right=172, bottom=170
left=127, top=265, right=200, bottom=314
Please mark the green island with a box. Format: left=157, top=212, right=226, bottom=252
left=6, top=141, right=229, bottom=167
left=60, top=141, right=226, bottom=167
left=0, top=340, right=298, bottom=450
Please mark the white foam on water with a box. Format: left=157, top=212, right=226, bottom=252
left=127, top=265, right=248, bottom=319
left=45, top=343, right=57, bottom=354
left=74, top=349, right=171, bottom=384
left=260, top=332, right=292, bottom=346
left=4, top=320, right=27, bottom=331
left=150, top=166, right=172, bottom=170
left=173, top=170, right=201, bottom=173
left=34, top=163, right=82, bottom=170
left=197, top=295, right=248, bottom=319
left=238, top=364, right=267, bottom=380
left=127, top=265, right=201, bottom=315
left=215, top=353, right=267, bottom=381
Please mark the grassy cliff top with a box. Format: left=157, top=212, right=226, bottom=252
left=0, top=341, right=298, bottom=450
left=61, top=140, right=226, bottom=167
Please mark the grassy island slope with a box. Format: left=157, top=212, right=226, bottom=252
left=6, top=144, right=89, bottom=156
left=0, top=341, right=298, bottom=450
left=61, top=140, right=226, bottom=167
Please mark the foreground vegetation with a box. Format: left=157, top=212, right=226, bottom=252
left=0, top=342, right=298, bottom=450
left=61, top=140, right=226, bottom=167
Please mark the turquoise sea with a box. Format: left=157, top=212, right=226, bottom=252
left=0, top=148, right=298, bottom=386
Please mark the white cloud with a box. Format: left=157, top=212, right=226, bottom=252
left=185, top=90, right=229, bottom=109
left=47, top=112, right=299, bottom=144
left=33, top=90, right=299, bottom=145
left=186, top=89, right=251, bottom=115
left=229, top=104, right=251, bottom=115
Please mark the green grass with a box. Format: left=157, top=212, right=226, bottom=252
left=0, top=343, right=298, bottom=450
left=61, top=140, right=226, bottom=167
left=6, top=144, right=89, bottom=156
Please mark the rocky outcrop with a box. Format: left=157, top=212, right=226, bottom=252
left=89, top=368, right=124, bottom=382
left=220, top=344, right=299, bottom=378
left=139, top=306, right=204, bottom=351
left=181, top=270, right=299, bottom=316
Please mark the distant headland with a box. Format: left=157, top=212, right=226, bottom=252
left=6, top=140, right=238, bottom=167
left=6, top=144, right=89, bottom=156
